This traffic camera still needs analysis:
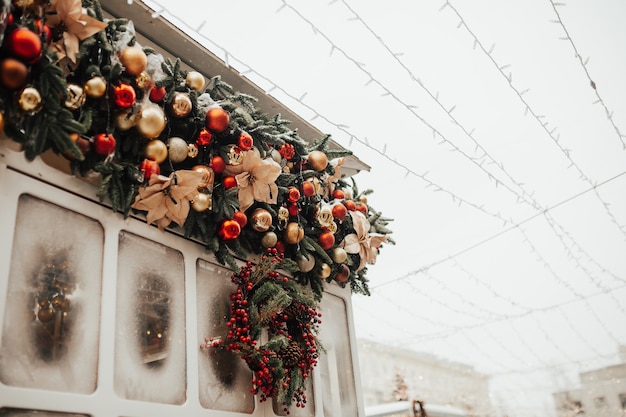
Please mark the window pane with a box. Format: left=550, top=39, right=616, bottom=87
left=0, top=194, right=103, bottom=393
left=0, top=408, right=89, bottom=417
left=318, top=293, right=358, bottom=416
left=196, top=259, right=254, bottom=413
left=114, top=231, right=186, bottom=404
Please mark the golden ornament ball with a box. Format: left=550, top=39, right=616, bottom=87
left=185, top=71, right=205, bottom=91
left=19, top=87, right=42, bottom=112
left=167, top=137, right=189, bottom=163
left=144, top=139, right=168, bottom=164
left=261, top=231, right=278, bottom=248
left=84, top=76, right=107, bottom=98
left=135, top=71, right=152, bottom=89
left=119, top=45, right=148, bottom=76
left=136, top=104, right=167, bottom=138
left=114, top=110, right=137, bottom=131
left=317, top=263, right=332, bottom=279
left=191, top=165, right=214, bottom=190
left=284, top=222, right=304, bottom=244
left=331, top=247, right=348, bottom=264
left=296, top=253, right=316, bottom=273
left=170, top=92, right=193, bottom=118
left=65, top=83, right=86, bottom=110
left=251, top=208, right=273, bottom=232
left=307, top=150, right=328, bottom=171
left=191, top=193, right=211, bottom=212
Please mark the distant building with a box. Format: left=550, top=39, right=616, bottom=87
left=553, top=346, right=626, bottom=417
left=357, top=339, right=495, bottom=417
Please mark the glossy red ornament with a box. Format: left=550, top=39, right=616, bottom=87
left=238, top=131, right=253, bottom=151
left=205, top=107, right=230, bottom=133
left=113, top=83, right=136, bottom=108
left=301, top=181, right=315, bottom=197
left=223, top=176, right=237, bottom=189
left=211, top=155, right=226, bottom=174
left=0, top=57, right=28, bottom=89
left=332, top=189, right=345, bottom=200
left=331, top=203, right=347, bottom=222
left=288, top=203, right=299, bottom=217
left=318, top=231, right=335, bottom=251
left=218, top=219, right=241, bottom=241
left=93, top=133, right=116, bottom=156
left=278, top=143, right=295, bottom=160
left=344, top=200, right=357, bottom=211
left=149, top=85, right=166, bottom=103
left=355, top=202, right=368, bottom=215
left=232, top=211, right=248, bottom=227
left=7, top=27, right=42, bottom=63
left=140, top=158, right=160, bottom=180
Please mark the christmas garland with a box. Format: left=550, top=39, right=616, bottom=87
left=0, top=0, right=393, bottom=299
left=201, top=249, right=321, bottom=409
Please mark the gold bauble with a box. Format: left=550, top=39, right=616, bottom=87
left=191, top=165, right=214, bottom=190
left=317, top=263, right=332, bottom=279
left=191, top=193, right=211, bottom=212
left=18, top=87, right=42, bottom=112
left=307, top=150, right=328, bottom=171
left=65, top=83, right=86, bottom=110
left=170, top=92, right=192, bottom=118
left=114, top=110, right=136, bottom=131
left=167, top=137, right=188, bottom=163
left=251, top=208, right=273, bottom=232
left=0, top=111, right=4, bottom=135
left=261, top=231, right=278, bottom=248
left=359, top=195, right=368, bottom=205
left=84, top=76, right=107, bottom=98
left=119, top=45, right=148, bottom=76
left=136, top=104, right=166, bottom=138
left=185, top=71, right=205, bottom=91
left=144, top=139, right=168, bottom=164
left=284, top=222, right=304, bottom=244
left=296, top=254, right=316, bottom=273
left=331, top=247, right=348, bottom=264
left=135, top=71, right=151, bottom=89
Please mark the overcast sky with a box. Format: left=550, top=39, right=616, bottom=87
left=146, top=1, right=626, bottom=415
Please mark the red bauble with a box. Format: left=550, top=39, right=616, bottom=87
left=344, top=200, right=356, bottom=211
left=196, top=128, right=212, bottom=146
left=93, top=133, right=116, bottom=155
left=149, top=85, right=166, bottom=103
left=331, top=204, right=347, bottom=222
left=205, top=107, right=230, bottom=133
left=211, top=155, right=226, bottom=174
left=355, top=202, right=368, bottom=215
left=301, top=181, right=315, bottom=197
left=332, top=189, right=345, bottom=200
left=7, top=27, right=42, bottom=63
left=318, top=231, right=335, bottom=251
left=223, top=176, right=237, bottom=189
left=233, top=211, right=248, bottom=227
left=287, top=187, right=300, bottom=203
left=238, top=131, right=253, bottom=151
left=218, top=219, right=241, bottom=241
left=140, top=158, right=160, bottom=180
left=0, top=58, right=28, bottom=89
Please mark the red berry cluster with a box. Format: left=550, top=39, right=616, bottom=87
left=201, top=248, right=321, bottom=410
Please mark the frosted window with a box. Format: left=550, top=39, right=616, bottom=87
left=318, top=293, right=358, bottom=416
left=114, top=231, right=186, bottom=404
left=196, top=260, right=254, bottom=413
left=0, top=409, right=89, bottom=417
left=0, top=194, right=103, bottom=393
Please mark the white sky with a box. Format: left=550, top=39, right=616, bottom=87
left=145, top=1, right=626, bottom=415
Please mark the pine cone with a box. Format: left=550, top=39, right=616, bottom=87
left=283, top=301, right=302, bottom=320
left=279, top=341, right=303, bottom=368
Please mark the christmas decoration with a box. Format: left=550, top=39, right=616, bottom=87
left=0, top=7, right=394, bottom=403
left=201, top=250, right=322, bottom=409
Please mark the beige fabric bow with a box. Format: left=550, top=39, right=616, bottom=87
left=341, top=210, right=387, bottom=271
left=46, top=0, right=108, bottom=64
left=224, top=148, right=282, bottom=213
left=132, top=171, right=203, bottom=231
